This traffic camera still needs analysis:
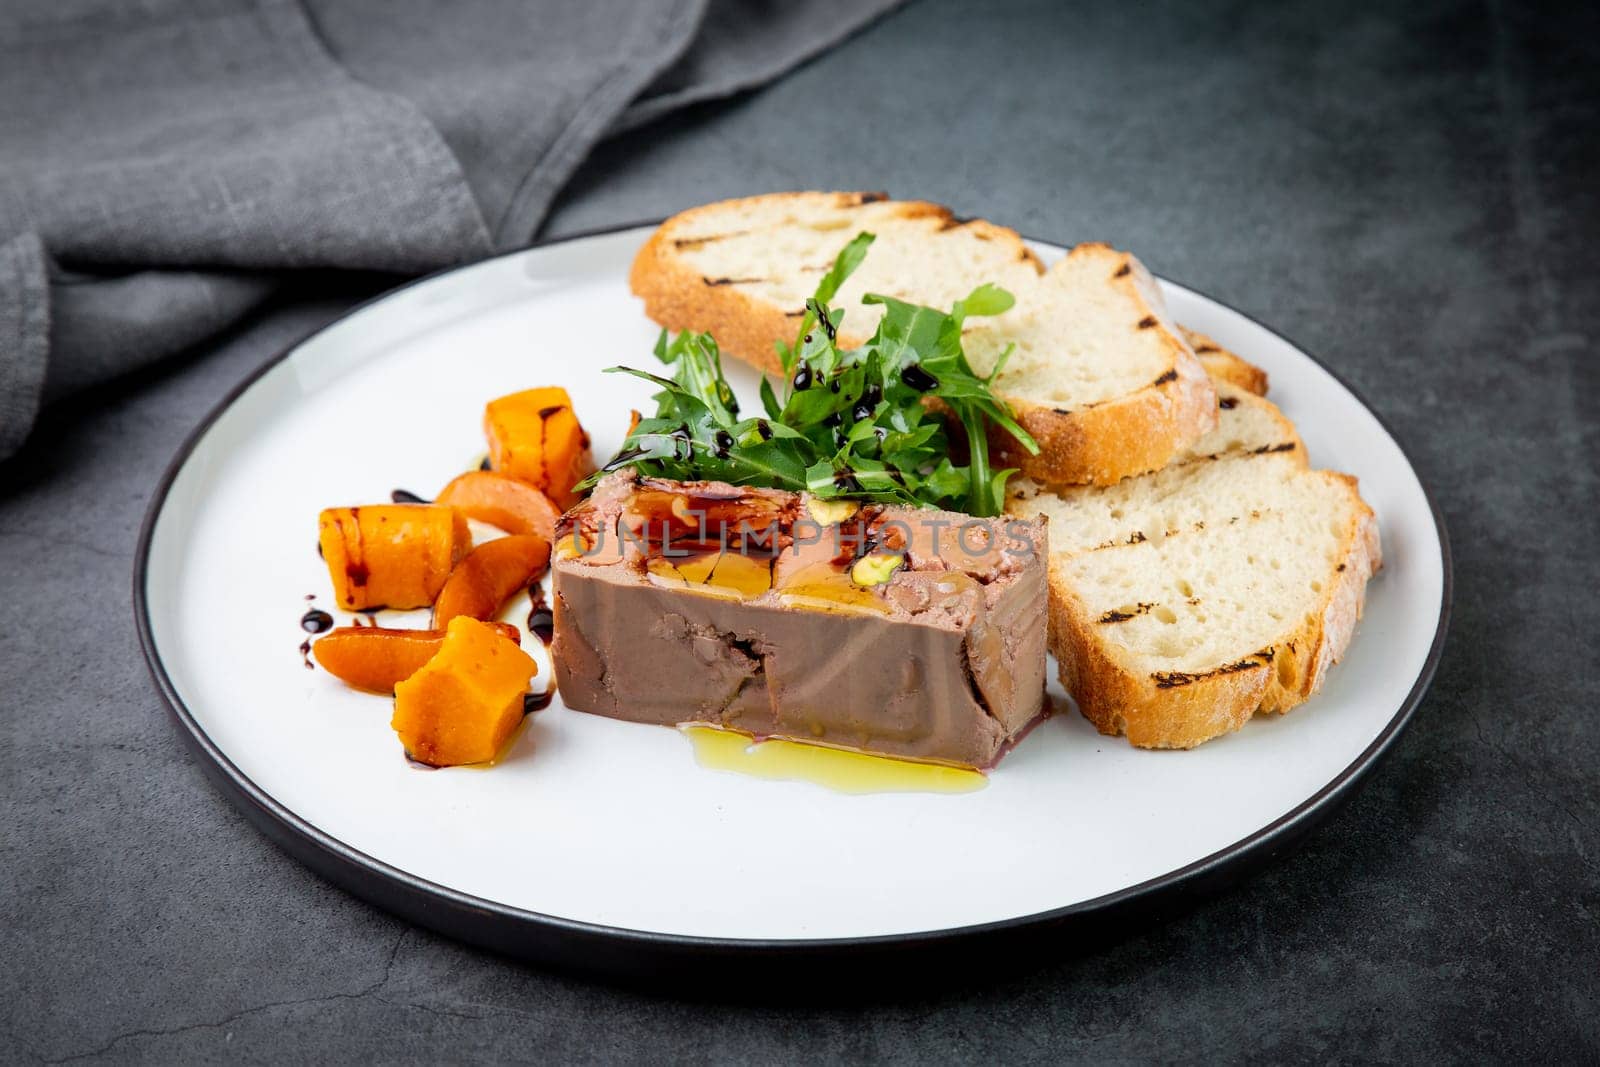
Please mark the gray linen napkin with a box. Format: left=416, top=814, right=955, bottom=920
left=0, top=0, right=902, bottom=459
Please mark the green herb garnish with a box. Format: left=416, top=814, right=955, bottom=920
left=579, top=233, right=1038, bottom=517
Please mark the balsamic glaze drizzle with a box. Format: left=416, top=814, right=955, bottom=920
left=900, top=363, right=940, bottom=392
left=526, top=586, right=554, bottom=647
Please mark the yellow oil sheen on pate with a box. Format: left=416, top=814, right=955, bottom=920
left=681, top=725, right=987, bottom=795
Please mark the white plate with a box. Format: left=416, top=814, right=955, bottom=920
left=137, top=225, right=1449, bottom=963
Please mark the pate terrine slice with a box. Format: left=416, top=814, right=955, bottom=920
left=551, top=470, right=1048, bottom=768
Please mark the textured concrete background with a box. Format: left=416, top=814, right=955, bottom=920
left=3, top=0, right=1597, bottom=1060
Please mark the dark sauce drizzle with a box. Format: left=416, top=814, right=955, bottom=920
left=900, top=363, right=940, bottom=392
left=299, top=598, right=332, bottom=669
left=524, top=584, right=556, bottom=712
left=526, top=585, right=554, bottom=647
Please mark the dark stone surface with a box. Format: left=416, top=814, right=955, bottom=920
left=3, top=0, right=1596, bottom=1060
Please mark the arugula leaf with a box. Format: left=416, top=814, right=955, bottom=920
left=580, top=234, right=1038, bottom=516
left=813, top=233, right=872, bottom=312
left=779, top=232, right=872, bottom=378
left=951, top=282, right=1015, bottom=324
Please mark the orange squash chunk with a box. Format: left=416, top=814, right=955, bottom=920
left=433, top=534, right=551, bottom=628
left=318, top=505, right=470, bottom=611
left=392, top=617, right=538, bottom=767
left=312, top=623, right=520, bottom=694
left=435, top=471, right=561, bottom=542
left=484, top=386, right=594, bottom=509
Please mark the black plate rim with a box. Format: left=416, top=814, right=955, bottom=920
left=133, top=220, right=1453, bottom=968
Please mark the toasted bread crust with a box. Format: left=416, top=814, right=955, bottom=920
left=1048, top=474, right=1382, bottom=749
left=1181, top=328, right=1270, bottom=397
left=630, top=197, right=1214, bottom=485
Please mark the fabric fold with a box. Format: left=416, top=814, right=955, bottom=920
left=0, top=233, right=51, bottom=458
left=0, top=0, right=901, bottom=460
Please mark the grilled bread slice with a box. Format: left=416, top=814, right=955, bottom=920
left=1007, top=382, right=1380, bottom=748
left=630, top=192, right=1218, bottom=486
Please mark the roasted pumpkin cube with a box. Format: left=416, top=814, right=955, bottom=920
left=318, top=505, right=470, bottom=611
left=391, top=617, right=538, bottom=766
left=484, top=386, right=594, bottom=509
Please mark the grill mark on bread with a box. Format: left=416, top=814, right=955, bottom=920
left=702, top=275, right=765, bottom=287
left=1049, top=395, right=1110, bottom=416
left=1193, top=343, right=1219, bottom=354
left=1151, top=647, right=1275, bottom=689
left=1098, top=602, right=1154, bottom=624
left=673, top=231, right=747, bottom=249
left=1152, top=369, right=1178, bottom=386
left=1219, top=397, right=1239, bottom=410
left=1138, top=315, right=1158, bottom=329
left=855, top=191, right=888, bottom=204
left=1056, top=435, right=1302, bottom=489
left=1083, top=508, right=1279, bottom=552
left=1151, top=663, right=1248, bottom=688
left=1114, top=263, right=1132, bottom=278
left=1090, top=529, right=1149, bottom=550
left=1193, top=442, right=1294, bottom=464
